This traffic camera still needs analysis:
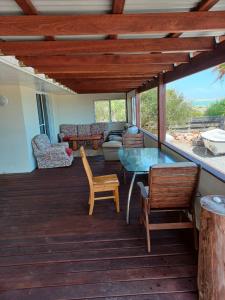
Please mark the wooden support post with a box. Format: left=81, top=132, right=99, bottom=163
left=157, top=73, right=166, bottom=148
left=135, top=93, right=141, bottom=128
left=198, top=195, right=225, bottom=300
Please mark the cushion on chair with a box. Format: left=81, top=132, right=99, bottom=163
left=65, top=148, right=73, bottom=156
left=127, top=126, right=139, bottom=134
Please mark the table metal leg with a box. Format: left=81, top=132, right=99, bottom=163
left=126, top=172, right=137, bottom=224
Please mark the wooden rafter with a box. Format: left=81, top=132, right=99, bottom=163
left=192, top=0, right=220, bottom=12
left=138, top=40, right=225, bottom=93
left=14, top=0, right=37, bottom=14
left=35, top=64, right=174, bottom=74
left=14, top=0, right=55, bottom=41
left=50, top=74, right=154, bottom=80
left=0, top=38, right=214, bottom=56
left=108, top=0, right=126, bottom=39
left=167, top=0, right=220, bottom=38
left=18, top=53, right=189, bottom=67
left=1, top=12, right=225, bottom=36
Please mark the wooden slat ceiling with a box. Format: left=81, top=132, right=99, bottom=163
left=0, top=0, right=224, bottom=94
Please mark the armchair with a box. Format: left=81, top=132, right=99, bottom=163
left=32, top=134, right=73, bottom=169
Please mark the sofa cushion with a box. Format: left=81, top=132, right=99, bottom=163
left=102, top=141, right=122, bottom=148
left=60, top=124, right=77, bottom=136
left=78, top=124, right=91, bottom=136
left=91, top=122, right=108, bottom=135
left=109, top=135, right=123, bottom=142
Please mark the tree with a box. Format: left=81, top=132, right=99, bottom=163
left=215, top=63, right=225, bottom=81
left=205, top=99, right=225, bottom=116
left=140, top=88, right=194, bottom=133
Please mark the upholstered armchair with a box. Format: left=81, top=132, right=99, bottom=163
left=32, top=134, right=73, bottom=169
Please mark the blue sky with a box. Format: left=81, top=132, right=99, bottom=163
left=168, top=67, right=225, bottom=103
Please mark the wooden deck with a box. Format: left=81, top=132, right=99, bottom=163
left=0, top=156, right=198, bottom=299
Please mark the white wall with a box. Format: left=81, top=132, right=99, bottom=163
left=20, top=85, right=40, bottom=171
left=0, top=84, right=40, bottom=173
left=0, top=85, right=30, bottom=173
left=51, top=92, right=126, bottom=135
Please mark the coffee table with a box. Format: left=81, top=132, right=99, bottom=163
left=69, top=135, right=102, bottom=151
left=118, top=148, right=177, bottom=224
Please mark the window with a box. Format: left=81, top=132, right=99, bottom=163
left=140, top=88, right=158, bottom=136
left=131, top=96, right=136, bottom=125
left=95, top=99, right=126, bottom=122
left=166, top=65, right=225, bottom=176
left=36, top=93, right=50, bottom=137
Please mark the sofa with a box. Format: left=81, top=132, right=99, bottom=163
left=59, top=123, right=109, bottom=146
left=32, top=134, right=73, bottom=169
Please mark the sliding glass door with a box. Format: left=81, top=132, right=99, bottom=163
left=36, top=93, right=50, bottom=138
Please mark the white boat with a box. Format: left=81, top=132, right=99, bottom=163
left=201, top=129, right=225, bottom=155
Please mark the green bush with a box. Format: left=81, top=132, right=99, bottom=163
left=205, top=99, right=225, bottom=116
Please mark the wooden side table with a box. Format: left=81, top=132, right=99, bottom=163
left=198, top=195, right=225, bottom=300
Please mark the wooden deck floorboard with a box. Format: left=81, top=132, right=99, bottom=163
left=0, top=156, right=198, bottom=299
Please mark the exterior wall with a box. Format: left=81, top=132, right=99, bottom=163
left=20, top=85, right=40, bottom=171
left=51, top=92, right=126, bottom=135
left=0, top=84, right=30, bottom=173
left=0, top=84, right=40, bottom=173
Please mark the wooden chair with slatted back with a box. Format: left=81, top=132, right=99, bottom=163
left=80, top=146, right=120, bottom=215
left=122, top=132, right=144, bottom=148
left=137, top=162, right=200, bottom=252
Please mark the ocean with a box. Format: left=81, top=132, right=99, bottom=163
left=190, top=99, right=219, bottom=107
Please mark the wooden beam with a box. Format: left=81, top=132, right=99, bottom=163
left=75, top=89, right=129, bottom=94
left=139, top=39, right=225, bottom=93
left=14, top=0, right=55, bottom=41
left=108, top=0, right=126, bottom=39
left=18, top=53, right=190, bottom=67
left=1, top=12, right=225, bottom=35
left=14, top=0, right=37, bottom=15
left=59, top=79, right=145, bottom=85
left=35, top=64, right=174, bottom=74
left=49, top=73, right=155, bottom=79
left=0, top=38, right=214, bottom=56
left=64, top=84, right=140, bottom=91
left=164, top=40, right=225, bottom=84
left=112, top=0, right=126, bottom=14
left=167, top=0, right=220, bottom=38
left=192, top=0, right=220, bottom=11
left=157, top=74, right=166, bottom=148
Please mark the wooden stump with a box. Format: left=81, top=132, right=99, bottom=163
left=198, top=195, right=225, bottom=300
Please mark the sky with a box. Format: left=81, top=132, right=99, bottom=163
left=168, top=67, right=225, bottom=104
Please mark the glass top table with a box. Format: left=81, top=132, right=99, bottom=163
left=118, top=148, right=177, bottom=223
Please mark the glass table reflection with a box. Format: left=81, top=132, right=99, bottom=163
left=118, top=148, right=177, bottom=223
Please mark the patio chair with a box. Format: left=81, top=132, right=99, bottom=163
left=137, top=162, right=200, bottom=252
left=80, top=146, right=120, bottom=215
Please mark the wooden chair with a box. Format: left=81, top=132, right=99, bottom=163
left=80, top=146, right=120, bottom=215
left=137, top=162, right=200, bottom=252
left=122, top=132, right=144, bottom=148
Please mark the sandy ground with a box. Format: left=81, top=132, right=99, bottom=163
left=171, top=141, right=225, bottom=175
